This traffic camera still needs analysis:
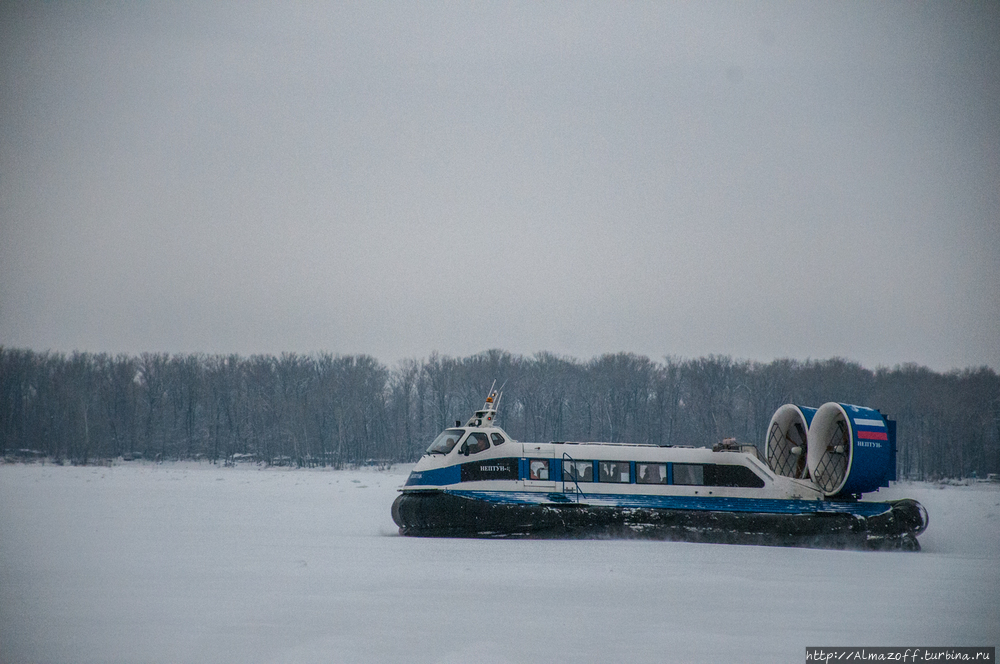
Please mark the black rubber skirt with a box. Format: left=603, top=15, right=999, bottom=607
left=392, top=491, right=928, bottom=551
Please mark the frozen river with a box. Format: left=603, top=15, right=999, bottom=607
left=1, top=461, right=997, bottom=663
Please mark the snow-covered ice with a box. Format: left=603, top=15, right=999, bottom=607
left=1, top=462, right=997, bottom=663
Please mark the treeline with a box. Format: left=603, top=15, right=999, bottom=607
left=1, top=347, right=998, bottom=479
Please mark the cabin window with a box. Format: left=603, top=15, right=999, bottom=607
left=563, top=460, right=594, bottom=483
left=637, top=463, right=667, bottom=484
left=671, top=463, right=766, bottom=488
left=528, top=459, right=550, bottom=480
left=599, top=461, right=630, bottom=483
left=704, top=464, right=766, bottom=488
left=463, top=432, right=490, bottom=455
left=672, top=463, right=704, bottom=486
left=425, top=428, right=465, bottom=455
left=491, top=433, right=506, bottom=446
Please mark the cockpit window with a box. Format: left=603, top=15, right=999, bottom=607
left=464, top=432, right=490, bottom=455
left=490, top=433, right=505, bottom=446
left=426, top=429, right=465, bottom=455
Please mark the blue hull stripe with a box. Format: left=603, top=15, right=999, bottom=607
left=443, top=489, right=892, bottom=517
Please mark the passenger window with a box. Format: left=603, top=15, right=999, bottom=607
left=464, top=432, right=490, bottom=455
left=704, top=464, right=766, bottom=488
left=491, top=433, right=505, bottom=446
left=672, top=463, right=704, bottom=486
left=599, top=461, right=630, bottom=483
left=637, top=463, right=667, bottom=484
left=563, top=460, right=594, bottom=483
left=528, top=459, right=550, bottom=480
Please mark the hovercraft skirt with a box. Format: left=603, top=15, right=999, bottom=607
left=391, top=491, right=926, bottom=551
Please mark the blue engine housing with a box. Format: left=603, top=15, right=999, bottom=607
left=807, top=402, right=897, bottom=497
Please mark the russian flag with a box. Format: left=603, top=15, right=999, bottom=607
left=854, top=416, right=888, bottom=441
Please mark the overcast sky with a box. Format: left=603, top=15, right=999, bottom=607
left=1, top=2, right=997, bottom=372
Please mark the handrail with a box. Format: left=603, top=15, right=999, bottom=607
left=562, top=451, right=583, bottom=503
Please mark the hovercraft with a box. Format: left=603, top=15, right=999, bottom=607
left=391, top=389, right=928, bottom=550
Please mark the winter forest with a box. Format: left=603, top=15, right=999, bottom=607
left=1, top=347, right=997, bottom=480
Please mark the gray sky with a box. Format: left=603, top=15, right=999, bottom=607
left=2, top=2, right=998, bottom=372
